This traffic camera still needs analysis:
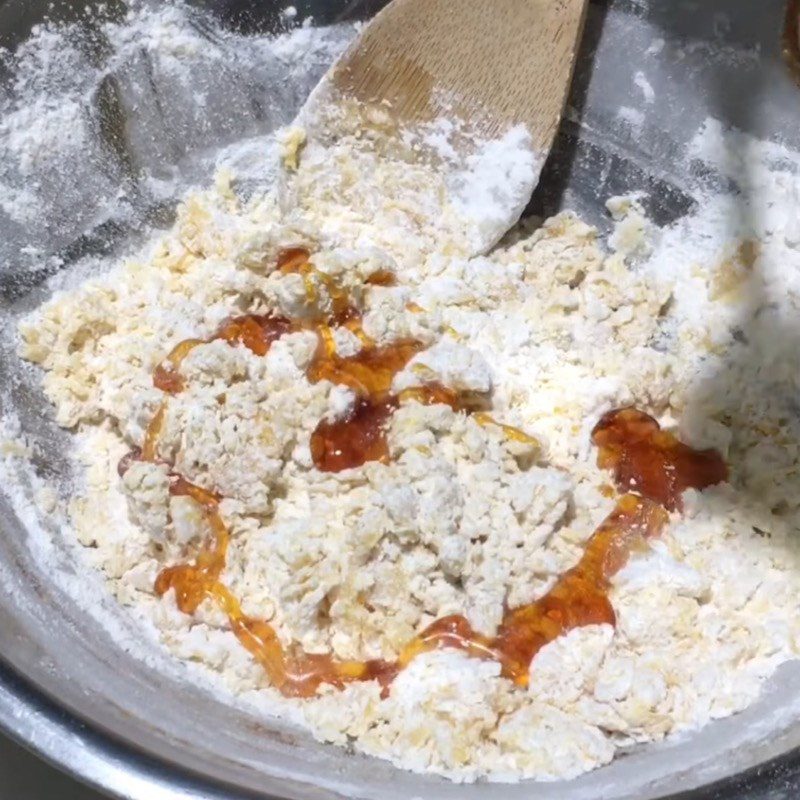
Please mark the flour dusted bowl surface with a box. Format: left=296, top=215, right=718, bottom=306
left=2, top=0, right=800, bottom=798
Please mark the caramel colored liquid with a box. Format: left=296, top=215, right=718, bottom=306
left=306, top=330, right=500, bottom=471
left=311, top=397, right=398, bottom=472
left=154, top=472, right=393, bottom=696
left=364, top=269, right=397, bottom=287
left=308, top=336, right=423, bottom=399
left=132, top=246, right=729, bottom=698
left=304, top=322, right=423, bottom=471
left=140, top=401, right=721, bottom=696
left=473, top=412, right=540, bottom=447
left=279, top=248, right=358, bottom=325
left=276, top=247, right=311, bottom=272
left=142, top=403, right=166, bottom=462
left=153, top=483, right=668, bottom=696
left=396, top=494, right=667, bottom=684
left=309, top=382, right=485, bottom=473
left=153, top=339, right=204, bottom=394
left=592, top=407, right=728, bottom=511
left=153, top=315, right=294, bottom=394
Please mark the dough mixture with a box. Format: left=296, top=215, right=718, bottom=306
left=14, top=39, right=800, bottom=785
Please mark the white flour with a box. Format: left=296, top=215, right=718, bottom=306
left=0, top=1, right=356, bottom=282
left=4, top=0, right=800, bottom=789
left=446, top=125, right=540, bottom=252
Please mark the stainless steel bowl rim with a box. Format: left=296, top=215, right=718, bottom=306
left=2, top=652, right=800, bottom=800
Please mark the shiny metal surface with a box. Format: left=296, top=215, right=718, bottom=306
left=2, top=1, right=800, bottom=798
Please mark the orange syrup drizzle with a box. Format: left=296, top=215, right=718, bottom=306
left=123, top=248, right=729, bottom=699
left=395, top=493, right=668, bottom=685
left=153, top=248, right=395, bottom=396
left=153, top=316, right=293, bottom=395
left=153, top=473, right=392, bottom=696
left=141, top=403, right=166, bottom=462
left=473, top=412, right=540, bottom=447
left=592, top=407, right=728, bottom=511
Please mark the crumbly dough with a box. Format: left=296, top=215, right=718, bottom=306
left=18, top=113, right=800, bottom=783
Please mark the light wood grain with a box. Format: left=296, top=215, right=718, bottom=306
left=332, top=0, right=588, bottom=148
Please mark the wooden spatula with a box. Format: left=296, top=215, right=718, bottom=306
left=303, top=0, right=588, bottom=252
left=332, top=0, right=588, bottom=147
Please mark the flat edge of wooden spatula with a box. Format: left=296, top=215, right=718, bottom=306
left=331, top=0, right=588, bottom=154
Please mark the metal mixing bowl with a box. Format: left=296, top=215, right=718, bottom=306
left=2, top=1, right=800, bottom=798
